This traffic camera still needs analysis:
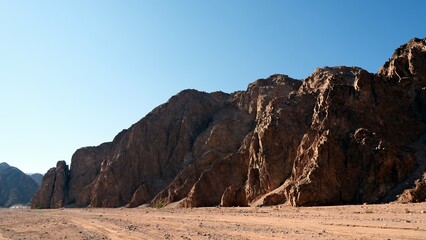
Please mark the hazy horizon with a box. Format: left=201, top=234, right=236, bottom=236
left=1, top=0, right=426, bottom=174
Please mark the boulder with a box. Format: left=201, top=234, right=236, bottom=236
left=220, top=185, right=248, bottom=207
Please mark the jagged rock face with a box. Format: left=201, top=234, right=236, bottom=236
left=283, top=38, right=426, bottom=206
left=86, top=90, right=241, bottom=207
left=395, top=133, right=426, bottom=203
left=220, top=185, right=248, bottom=207
left=0, top=163, right=39, bottom=207
left=397, top=173, right=426, bottom=203
left=379, top=37, right=426, bottom=87
left=31, top=168, right=56, bottom=209
left=239, top=76, right=307, bottom=201
left=68, top=143, right=111, bottom=207
left=152, top=107, right=253, bottom=207
left=31, top=161, right=69, bottom=209
left=32, top=37, right=426, bottom=208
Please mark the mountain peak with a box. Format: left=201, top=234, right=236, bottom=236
left=0, top=162, right=11, bottom=172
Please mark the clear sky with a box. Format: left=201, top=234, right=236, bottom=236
left=0, top=1, right=425, bottom=174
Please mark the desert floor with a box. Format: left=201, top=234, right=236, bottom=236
left=0, top=203, right=425, bottom=240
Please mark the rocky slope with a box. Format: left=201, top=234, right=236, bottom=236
left=32, top=37, right=426, bottom=209
left=0, top=163, right=40, bottom=207
left=29, top=173, right=43, bottom=186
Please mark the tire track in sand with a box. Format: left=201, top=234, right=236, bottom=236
left=72, top=218, right=145, bottom=240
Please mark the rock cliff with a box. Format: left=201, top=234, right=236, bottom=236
left=32, top=37, right=426, bottom=208
left=31, top=161, right=69, bottom=208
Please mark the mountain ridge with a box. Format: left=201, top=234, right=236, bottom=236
left=32, top=37, right=426, bottom=208
left=0, top=162, right=40, bottom=207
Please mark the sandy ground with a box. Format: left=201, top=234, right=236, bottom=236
left=0, top=203, right=425, bottom=240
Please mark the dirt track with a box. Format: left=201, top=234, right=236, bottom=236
left=0, top=203, right=425, bottom=240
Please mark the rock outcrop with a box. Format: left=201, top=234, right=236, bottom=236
left=32, top=37, right=426, bottom=209
left=397, top=173, right=426, bottom=203
left=220, top=185, right=248, bottom=207
left=31, top=161, right=69, bottom=208
left=0, top=163, right=39, bottom=207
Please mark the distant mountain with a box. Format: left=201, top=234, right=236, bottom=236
left=0, top=162, right=40, bottom=207
left=0, top=162, right=10, bottom=172
left=29, top=173, right=43, bottom=186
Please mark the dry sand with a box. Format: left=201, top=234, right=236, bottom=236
left=0, top=203, right=425, bottom=240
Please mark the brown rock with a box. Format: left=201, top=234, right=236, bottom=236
left=182, top=152, right=249, bottom=207
left=31, top=161, right=69, bottom=209
left=378, top=37, right=426, bottom=87
left=126, top=184, right=150, bottom=207
left=31, top=168, right=56, bottom=209
left=397, top=173, right=426, bottom=203
left=67, top=143, right=111, bottom=207
left=220, top=185, right=248, bottom=207
left=81, top=90, right=227, bottom=207
left=32, top=37, right=426, bottom=208
left=395, top=132, right=426, bottom=203
left=262, top=193, right=286, bottom=206
left=236, top=75, right=304, bottom=201
left=50, top=161, right=69, bottom=208
left=152, top=106, right=253, bottom=207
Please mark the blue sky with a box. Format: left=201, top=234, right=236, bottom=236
left=1, top=1, right=425, bottom=174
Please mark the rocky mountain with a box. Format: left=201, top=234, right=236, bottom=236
left=0, top=163, right=40, bottom=207
left=32, top=37, right=426, bottom=209
left=29, top=173, right=43, bottom=186
left=0, top=162, right=9, bottom=172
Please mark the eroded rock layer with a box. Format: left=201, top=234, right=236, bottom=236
left=32, top=37, right=426, bottom=208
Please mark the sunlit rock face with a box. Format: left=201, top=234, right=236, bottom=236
left=32, top=37, right=426, bottom=208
